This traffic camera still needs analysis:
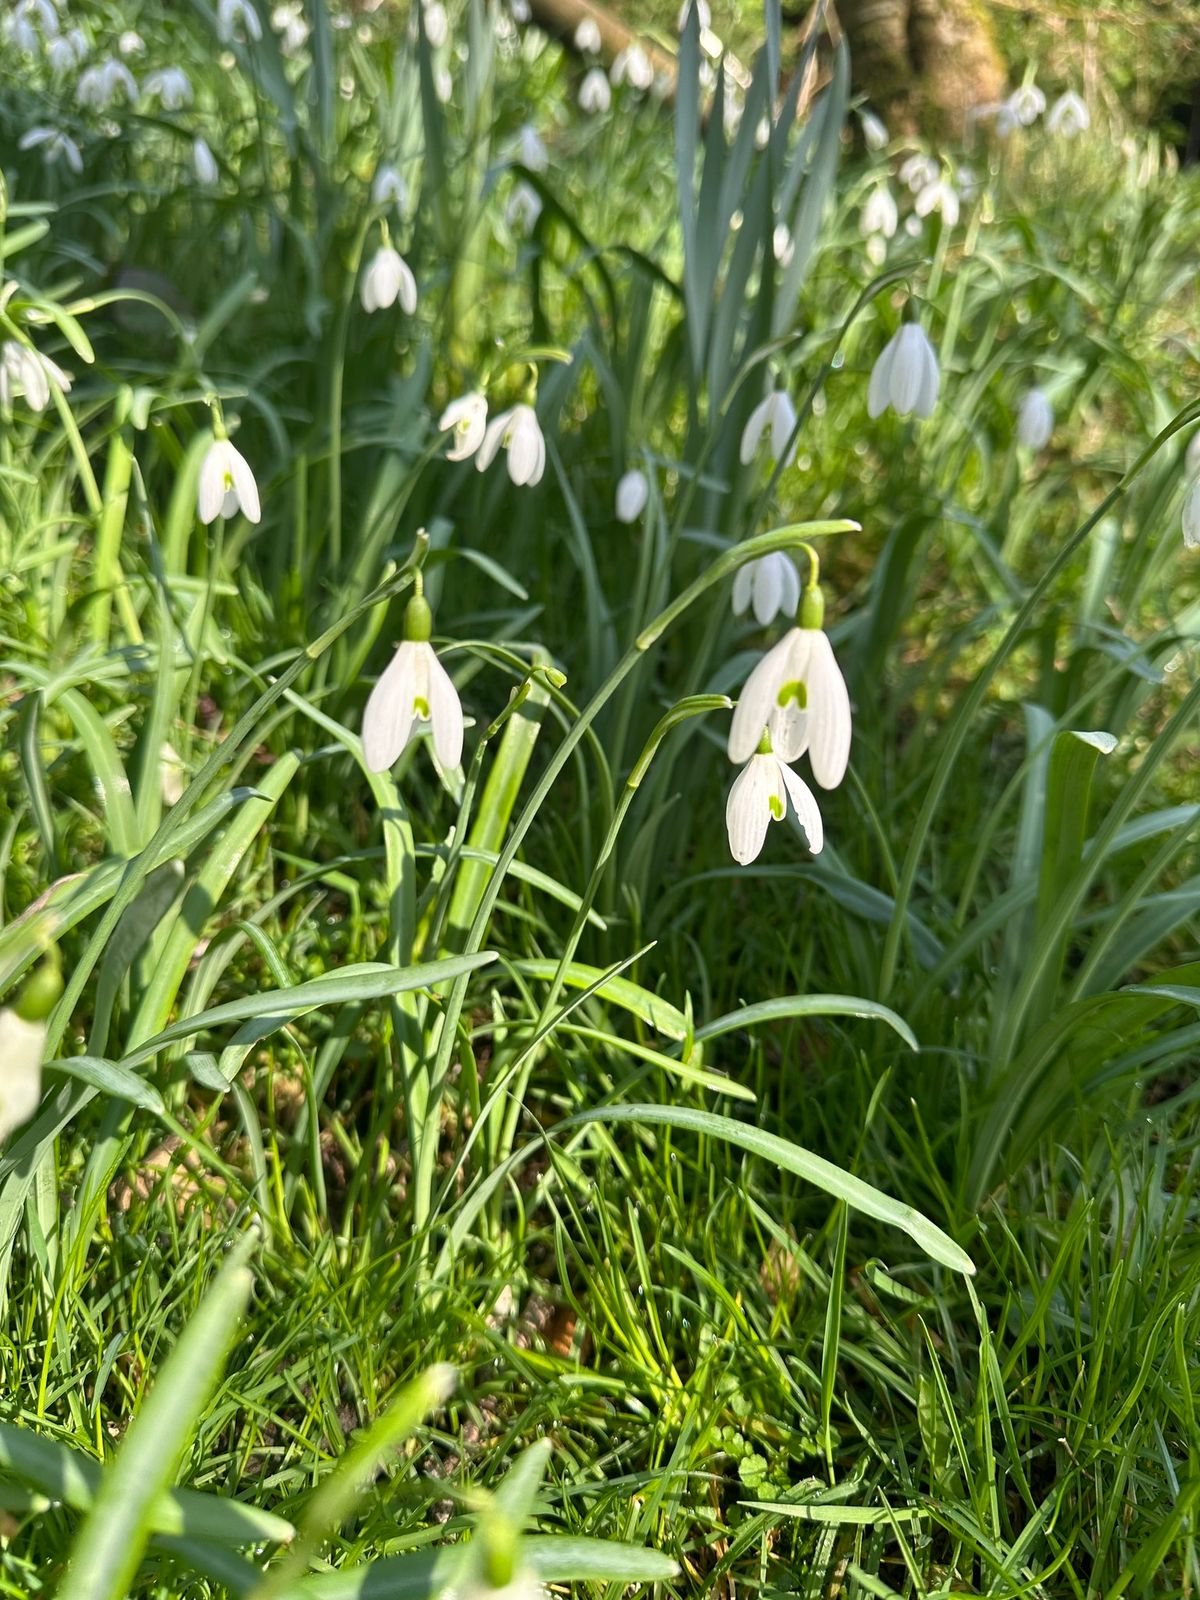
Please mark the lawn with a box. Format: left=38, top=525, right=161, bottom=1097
left=2, top=1, right=1200, bottom=1596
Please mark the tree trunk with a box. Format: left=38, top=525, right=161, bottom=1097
left=834, top=0, right=1005, bottom=138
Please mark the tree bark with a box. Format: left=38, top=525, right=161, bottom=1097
left=834, top=0, right=1005, bottom=137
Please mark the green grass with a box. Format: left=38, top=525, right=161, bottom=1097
left=2, top=1, right=1200, bottom=1595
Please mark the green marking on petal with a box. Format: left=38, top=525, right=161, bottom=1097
left=413, top=695, right=431, bottom=718
left=768, top=795, right=784, bottom=820
left=776, top=679, right=807, bottom=710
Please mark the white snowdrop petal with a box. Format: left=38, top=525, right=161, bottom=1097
left=728, top=635, right=793, bottom=763
left=0, top=1011, right=45, bottom=1142
left=890, top=326, right=926, bottom=416
left=362, top=642, right=419, bottom=771
left=731, top=562, right=754, bottom=616
left=197, top=444, right=228, bottom=524
left=765, top=627, right=812, bottom=763
left=779, top=763, right=824, bottom=854
left=726, top=759, right=773, bottom=865
left=867, top=335, right=895, bottom=419
left=752, top=556, right=783, bottom=627
left=397, top=257, right=418, bottom=315
left=475, top=410, right=512, bottom=472
left=228, top=444, right=261, bottom=523
left=805, top=631, right=852, bottom=789
left=739, top=396, right=771, bottom=465
left=913, top=338, right=940, bottom=419
left=779, top=555, right=801, bottom=619
left=426, top=649, right=464, bottom=769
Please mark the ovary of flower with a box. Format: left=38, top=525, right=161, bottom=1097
left=898, top=152, right=938, bottom=193
left=193, top=136, right=219, bottom=185
left=1046, top=91, right=1089, bottom=138
left=611, top=43, right=652, bottom=91
left=728, top=624, right=851, bottom=788
left=868, top=322, right=940, bottom=420
left=740, top=389, right=798, bottom=467
left=615, top=468, right=649, bottom=523
left=439, top=392, right=488, bottom=461
left=506, top=181, right=542, bottom=232
left=732, top=551, right=800, bottom=628
left=197, top=437, right=262, bottom=524
left=19, top=126, right=83, bottom=174
left=1007, top=82, right=1046, bottom=126
left=860, top=183, right=897, bottom=239
left=860, top=109, right=888, bottom=150
left=372, top=163, right=407, bottom=209
left=726, top=747, right=824, bottom=864
left=76, top=57, right=138, bottom=109
left=0, top=341, right=72, bottom=412
left=362, top=640, right=463, bottom=772
left=475, top=404, right=546, bottom=487
left=1017, top=387, right=1054, bottom=451
left=0, top=1010, right=45, bottom=1144
left=574, top=16, right=601, bottom=52
left=143, top=68, right=193, bottom=110
left=914, top=177, right=959, bottom=227
left=217, top=0, right=263, bottom=42
left=361, top=247, right=418, bottom=314
left=1183, top=480, right=1200, bottom=551
left=579, top=67, right=611, bottom=115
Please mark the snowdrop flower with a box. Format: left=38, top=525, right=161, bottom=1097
left=723, top=93, right=744, bottom=140
left=1017, top=387, right=1054, bottom=451
left=579, top=67, right=611, bottom=115
left=0, top=1009, right=45, bottom=1144
left=1186, top=432, right=1200, bottom=478
left=860, top=109, right=888, bottom=150
left=439, top=392, right=489, bottom=461
left=611, top=43, right=653, bottom=91
left=678, top=0, right=710, bottom=29
left=971, top=100, right=1018, bottom=138
left=143, top=67, right=193, bottom=110
left=860, top=183, right=897, bottom=240
left=1183, top=480, right=1200, bottom=551
left=517, top=124, right=548, bottom=172
left=197, top=436, right=261, bottom=524
left=868, top=321, right=939, bottom=420
left=193, top=136, right=219, bottom=185
left=1007, top=82, right=1045, bottom=126
left=773, top=224, right=794, bottom=267
left=271, top=2, right=310, bottom=55
left=740, top=388, right=798, bottom=467
left=217, top=0, right=262, bottom=43
left=372, top=163, right=408, bottom=210
left=0, top=341, right=71, bottom=412
left=574, top=16, right=601, bottom=53
left=510, top=0, right=531, bottom=21
left=434, top=64, right=453, bottom=103
left=732, top=551, right=800, bottom=627
left=1046, top=90, right=1089, bottom=138
left=18, top=126, right=83, bottom=174
left=506, top=181, right=542, bottom=232
left=726, top=738, right=824, bottom=864
left=8, top=0, right=56, bottom=49
left=118, top=29, right=145, bottom=55
left=44, top=32, right=80, bottom=71
left=362, top=592, right=464, bottom=772
left=914, top=177, right=959, bottom=227
left=898, top=152, right=938, bottom=193
left=476, top=404, right=545, bottom=487
left=361, top=246, right=418, bottom=314
left=422, top=0, right=448, bottom=46
left=615, top=468, right=649, bottom=523
left=728, top=610, right=851, bottom=787
left=76, top=57, right=138, bottom=109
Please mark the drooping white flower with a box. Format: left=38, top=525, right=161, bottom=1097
left=860, top=109, right=888, bottom=150
left=1046, top=90, right=1089, bottom=138
left=143, top=67, right=193, bottom=110
left=44, top=32, right=80, bottom=72
left=517, top=124, right=548, bottom=173
left=197, top=437, right=261, bottom=524
left=579, top=67, right=611, bottom=115
left=193, top=136, right=219, bottom=185
left=728, top=624, right=851, bottom=787
left=18, top=125, right=83, bottom=174
left=898, top=152, right=938, bottom=193
left=118, top=28, right=145, bottom=55
left=506, top=181, right=542, bottom=232
left=971, top=99, right=1018, bottom=138
left=7, top=0, right=56, bottom=51
left=574, top=16, right=601, bottom=53
left=0, top=1010, right=45, bottom=1144
left=615, top=468, right=649, bottom=523
left=723, top=92, right=744, bottom=140
left=860, top=183, right=897, bottom=239
left=740, top=388, right=798, bottom=467
left=732, top=552, right=801, bottom=627
left=271, top=1, right=310, bottom=55
left=1183, top=480, right=1200, bottom=551
left=611, top=42, right=653, bottom=91
left=475, top=404, right=546, bottom=487
left=433, top=64, right=453, bottom=103
left=773, top=223, right=794, bottom=266
left=914, top=177, right=959, bottom=227
left=1017, top=387, right=1054, bottom=451
left=372, top=162, right=408, bottom=209
left=678, top=0, right=710, bottom=29
left=726, top=746, right=824, bottom=864
left=868, top=322, right=940, bottom=420
left=76, top=56, right=138, bottom=109
left=363, top=640, right=464, bottom=772
left=1007, top=82, right=1045, bottom=126
left=439, top=392, right=489, bottom=461
left=361, top=246, right=418, bottom=314
left=0, top=341, right=72, bottom=412
left=510, top=0, right=531, bottom=20
left=217, top=0, right=263, bottom=43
